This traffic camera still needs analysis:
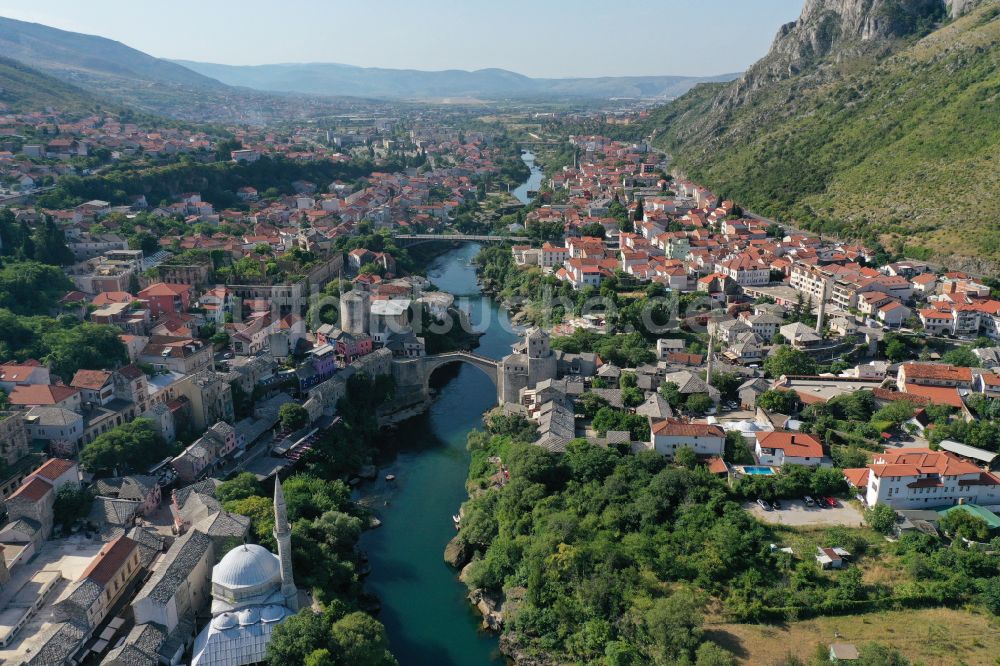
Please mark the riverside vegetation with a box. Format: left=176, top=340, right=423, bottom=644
left=451, top=414, right=1000, bottom=665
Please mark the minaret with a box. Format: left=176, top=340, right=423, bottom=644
left=273, top=477, right=299, bottom=610
left=816, top=280, right=829, bottom=335
left=706, top=326, right=715, bottom=391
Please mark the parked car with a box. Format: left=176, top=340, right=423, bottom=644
left=804, top=495, right=815, bottom=506
left=771, top=499, right=781, bottom=510
left=825, top=496, right=839, bottom=507
left=756, top=499, right=772, bottom=511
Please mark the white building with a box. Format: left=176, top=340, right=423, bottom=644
left=649, top=419, right=725, bottom=458
left=845, top=448, right=1000, bottom=509
left=754, top=430, right=825, bottom=467
left=191, top=478, right=298, bottom=666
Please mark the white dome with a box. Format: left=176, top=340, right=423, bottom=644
left=213, top=544, right=281, bottom=590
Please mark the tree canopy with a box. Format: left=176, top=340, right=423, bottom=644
left=79, top=418, right=175, bottom=476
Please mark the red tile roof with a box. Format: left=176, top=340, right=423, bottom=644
left=870, top=449, right=982, bottom=480
left=843, top=468, right=870, bottom=488
left=902, top=384, right=965, bottom=408
left=899, top=362, right=973, bottom=383
left=79, top=535, right=138, bottom=585
left=755, top=430, right=824, bottom=457
left=70, top=369, right=113, bottom=390
left=651, top=419, right=725, bottom=438
left=9, top=384, right=79, bottom=406
left=9, top=477, right=53, bottom=502
left=33, top=458, right=77, bottom=482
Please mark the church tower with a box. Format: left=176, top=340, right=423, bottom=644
left=273, top=477, right=299, bottom=610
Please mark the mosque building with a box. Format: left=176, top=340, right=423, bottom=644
left=190, top=478, right=298, bottom=666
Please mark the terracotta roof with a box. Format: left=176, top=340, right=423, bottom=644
left=843, top=468, right=870, bottom=488
left=138, top=283, right=191, bottom=297
left=651, top=418, right=724, bottom=438
left=0, top=363, right=46, bottom=383
left=33, top=458, right=77, bottom=482
left=872, top=388, right=930, bottom=406
left=9, top=477, right=53, bottom=502
left=71, top=369, right=113, bottom=390
left=755, top=430, right=823, bottom=457
left=79, top=535, right=138, bottom=585
left=707, top=456, right=729, bottom=474
left=870, top=449, right=982, bottom=479
left=900, top=362, right=973, bottom=383
left=9, top=384, right=79, bottom=406
left=117, top=365, right=145, bottom=381
left=902, top=384, right=965, bottom=408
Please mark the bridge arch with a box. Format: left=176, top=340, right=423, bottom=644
left=421, top=352, right=501, bottom=405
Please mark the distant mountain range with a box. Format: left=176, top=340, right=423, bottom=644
left=646, top=0, right=1000, bottom=266
left=172, top=60, right=740, bottom=100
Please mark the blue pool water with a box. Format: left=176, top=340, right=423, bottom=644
left=743, top=466, right=776, bottom=475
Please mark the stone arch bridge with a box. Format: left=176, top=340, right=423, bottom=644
left=392, top=234, right=529, bottom=248
left=391, top=351, right=501, bottom=407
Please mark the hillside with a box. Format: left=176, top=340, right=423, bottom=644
left=649, top=0, right=1000, bottom=268
left=0, top=55, right=102, bottom=113
left=0, top=16, right=252, bottom=120
left=174, top=60, right=739, bottom=101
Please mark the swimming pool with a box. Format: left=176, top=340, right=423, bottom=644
left=742, top=466, right=775, bottom=475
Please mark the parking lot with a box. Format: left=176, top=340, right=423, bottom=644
left=748, top=499, right=864, bottom=527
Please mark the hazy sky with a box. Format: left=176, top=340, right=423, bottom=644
left=0, top=0, right=804, bottom=77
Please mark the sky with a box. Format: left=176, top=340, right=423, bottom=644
left=0, top=0, right=804, bottom=78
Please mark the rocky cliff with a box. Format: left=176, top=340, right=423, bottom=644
left=724, top=0, right=945, bottom=105
left=647, top=0, right=1000, bottom=264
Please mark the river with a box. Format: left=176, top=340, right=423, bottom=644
left=358, top=242, right=517, bottom=665
left=512, top=150, right=544, bottom=205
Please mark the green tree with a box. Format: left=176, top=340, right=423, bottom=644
left=938, top=509, right=990, bottom=542
left=279, top=403, right=310, bottom=431
left=857, top=642, right=911, bottom=666
left=577, top=392, right=610, bottom=418
left=684, top=393, right=714, bottom=416
left=764, top=345, right=817, bottom=378
left=645, top=588, right=704, bottom=662
left=864, top=504, right=898, bottom=535
left=329, top=612, right=398, bottom=666
left=0, top=261, right=73, bottom=314
left=659, top=381, right=683, bottom=408
left=216, top=472, right=262, bottom=503
left=695, top=642, right=737, bottom=666
left=266, top=609, right=334, bottom=665
left=675, top=446, right=698, bottom=469
left=756, top=389, right=801, bottom=414
left=621, top=386, right=644, bottom=409
left=79, top=418, right=173, bottom=476
left=43, top=322, right=128, bottom=380
left=941, top=346, right=980, bottom=368
left=53, top=484, right=93, bottom=529
left=885, top=338, right=909, bottom=363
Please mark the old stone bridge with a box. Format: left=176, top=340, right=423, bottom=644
left=391, top=351, right=501, bottom=409
left=392, top=233, right=529, bottom=248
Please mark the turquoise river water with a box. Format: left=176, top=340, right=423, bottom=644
left=358, top=242, right=518, bottom=665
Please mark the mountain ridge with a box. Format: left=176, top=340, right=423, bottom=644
left=648, top=0, right=1000, bottom=267
left=172, top=59, right=741, bottom=100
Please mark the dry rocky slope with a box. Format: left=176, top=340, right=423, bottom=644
left=649, top=0, right=1000, bottom=270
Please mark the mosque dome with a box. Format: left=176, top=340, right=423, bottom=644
left=212, top=544, right=281, bottom=591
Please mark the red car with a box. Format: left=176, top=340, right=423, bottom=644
left=824, top=496, right=838, bottom=507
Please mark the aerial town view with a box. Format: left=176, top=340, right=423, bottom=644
left=0, top=1, right=998, bottom=665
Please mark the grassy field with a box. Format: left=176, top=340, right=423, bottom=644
left=706, top=608, right=1000, bottom=665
